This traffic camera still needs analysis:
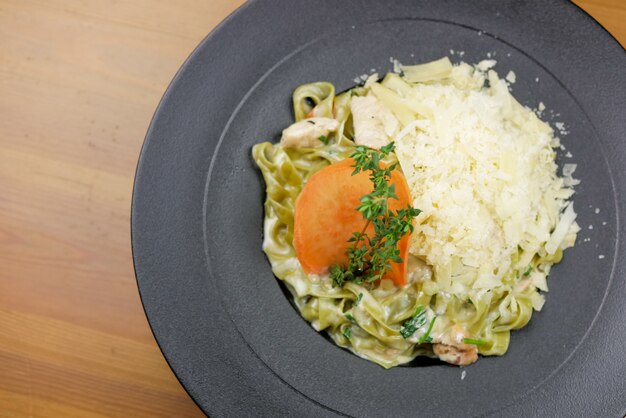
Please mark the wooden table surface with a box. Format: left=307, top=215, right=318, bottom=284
left=0, top=1, right=623, bottom=416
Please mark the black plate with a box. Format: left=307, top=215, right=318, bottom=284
left=132, top=1, right=626, bottom=416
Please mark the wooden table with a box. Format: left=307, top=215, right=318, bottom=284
left=0, top=1, right=623, bottom=416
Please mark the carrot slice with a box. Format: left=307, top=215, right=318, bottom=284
left=293, top=158, right=413, bottom=286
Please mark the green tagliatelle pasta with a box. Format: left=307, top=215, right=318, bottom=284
left=251, top=59, right=577, bottom=368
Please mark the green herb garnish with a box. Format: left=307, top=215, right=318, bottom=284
left=343, top=327, right=352, bottom=339
left=463, top=338, right=486, bottom=346
left=329, top=142, right=421, bottom=287
left=523, top=265, right=533, bottom=276
left=418, top=316, right=437, bottom=344
left=344, top=313, right=355, bottom=322
left=318, top=135, right=329, bottom=145
left=355, top=292, right=363, bottom=306
left=400, top=305, right=428, bottom=339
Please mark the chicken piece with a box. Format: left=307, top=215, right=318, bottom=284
left=432, top=324, right=478, bottom=366
left=433, top=342, right=478, bottom=366
left=280, top=117, right=339, bottom=148
left=350, top=94, right=399, bottom=150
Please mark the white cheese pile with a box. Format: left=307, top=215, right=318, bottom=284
left=375, top=59, right=579, bottom=302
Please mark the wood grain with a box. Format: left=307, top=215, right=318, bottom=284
left=0, top=1, right=622, bottom=417
left=0, top=0, right=244, bottom=416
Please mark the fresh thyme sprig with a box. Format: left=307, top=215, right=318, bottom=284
left=329, top=142, right=421, bottom=288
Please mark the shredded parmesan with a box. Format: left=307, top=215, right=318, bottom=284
left=505, top=70, right=516, bottom=84
left=386, top=61, right=578, bottom=296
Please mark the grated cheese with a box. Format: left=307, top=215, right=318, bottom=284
left=386, top=61, right=578, bottom=297
left=505, top=70, right=516, bottom=84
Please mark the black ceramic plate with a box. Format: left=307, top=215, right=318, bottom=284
left=132, top=1, right=626, bottom=416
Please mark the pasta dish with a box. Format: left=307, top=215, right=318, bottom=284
left=252, top=57, right=579, bottom=368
